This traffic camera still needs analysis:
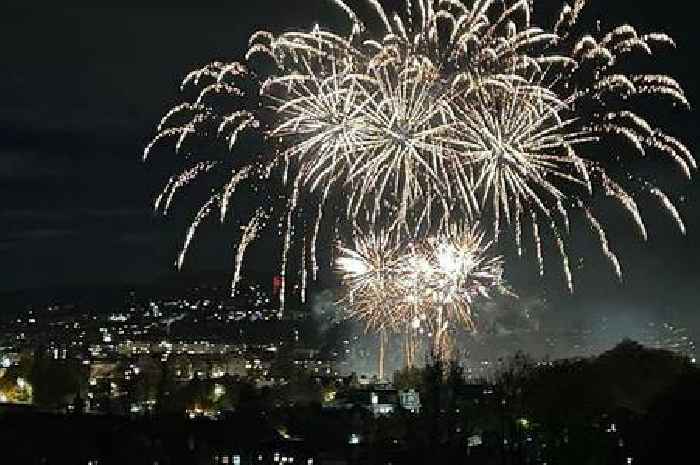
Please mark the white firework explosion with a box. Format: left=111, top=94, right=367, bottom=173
left=145, top=0, right=692, bottom=321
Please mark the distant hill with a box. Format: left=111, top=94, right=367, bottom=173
left=0, top=268, right=279, bottom=312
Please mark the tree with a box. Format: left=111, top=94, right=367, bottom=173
left=637, top=368, right=700, bottom=464
left=29, top=353, right=84, bottom=409
left=393, top=366, right=424, bottom=391
left=129, top=356, right=163, bottom=407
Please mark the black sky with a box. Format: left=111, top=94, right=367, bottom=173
left=1, top=1, right=700, bottom=333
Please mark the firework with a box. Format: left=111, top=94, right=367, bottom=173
left=232, top=209, right=268, bottom=297
left=337, top=224, right=506, bottom=361
left=336, top=231, right=406, bottom=332
left=145, top=0, right=692, bottom=317
left=404, top=225, right=507, bottom=358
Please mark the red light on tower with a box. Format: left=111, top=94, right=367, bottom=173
left=272, top=276, right=284, bottom=296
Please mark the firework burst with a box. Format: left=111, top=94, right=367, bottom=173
left=337, top=224, right=506, bottom=361
left=145, top=0, right=692, bottom=320
left=336, top=230, right=405, bottom=332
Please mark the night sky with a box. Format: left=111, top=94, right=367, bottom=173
left=2, top=1, right=699, bottom=333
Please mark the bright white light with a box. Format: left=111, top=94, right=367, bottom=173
left=336, top=255, right=370, bottom=275
left=436, top=245, right=459, bottom=274
left=412, top=317, right=421, bottom=330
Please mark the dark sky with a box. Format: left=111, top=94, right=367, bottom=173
left=1, top=1, right=700, bottom=332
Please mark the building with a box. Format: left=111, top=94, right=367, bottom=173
left=324, top=383, right=421, bottom=417
left=398, top=389, right=421, bottom=414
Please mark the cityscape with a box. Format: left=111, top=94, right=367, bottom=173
left=2, top=0, right=700, bottom=464
left=0, top=274, right=697, bottom=463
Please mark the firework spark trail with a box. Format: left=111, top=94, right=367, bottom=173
left=301, top=231, right=308, bottom=304
left=650, top=188, right=687, bottom=235
left=146, top=0, right=692, bottom=320
left=155, top=161, right=218, bottom=215
left=584, top=207, right=622, bottom=280
left=232, top=209, right=267, bottom=297
left=177, top=195, right=220, bottom=270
